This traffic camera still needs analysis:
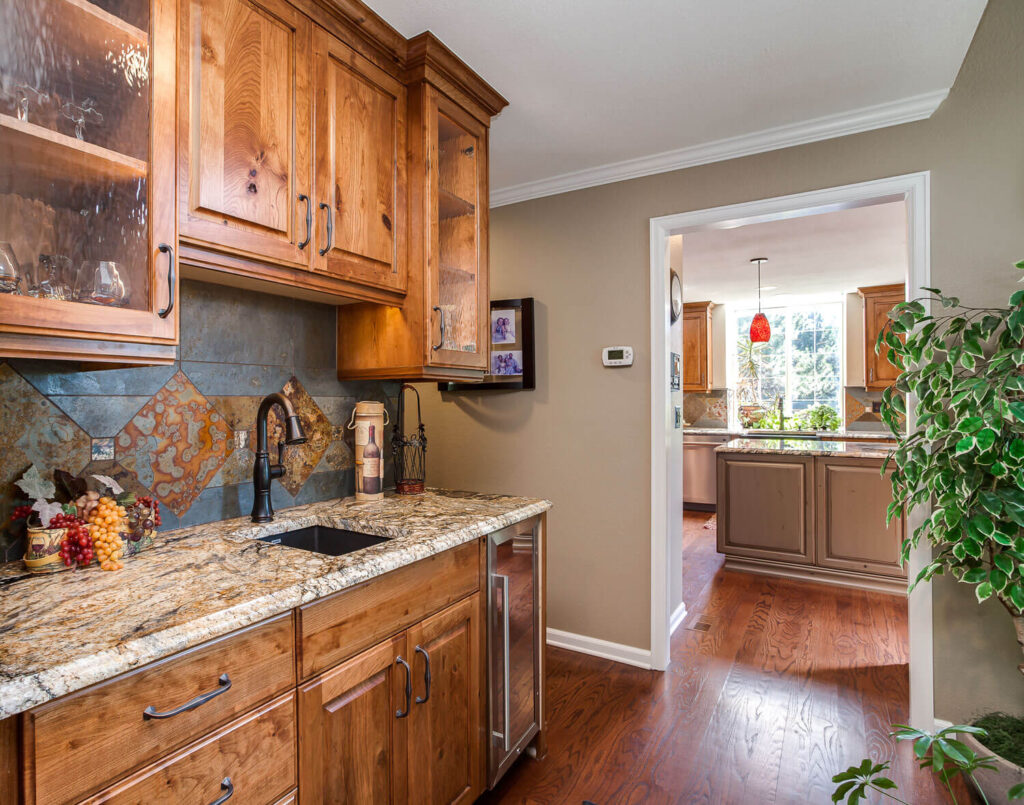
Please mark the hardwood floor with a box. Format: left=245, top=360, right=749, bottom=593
left=480, top=510, right=961, bottom=804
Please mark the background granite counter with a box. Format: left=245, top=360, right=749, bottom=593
left=0, top=490, right=551, bottom=719
left=715, top=438, right=893, bottom=459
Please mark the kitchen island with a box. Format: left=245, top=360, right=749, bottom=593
left=0, top=490, right=551, bottom=804
left=715, top=438, right=906, bottom=594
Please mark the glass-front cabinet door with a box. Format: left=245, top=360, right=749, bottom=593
left=0, top=0, right=176, bottom=363
left=426, top=91, right=489, bottom=371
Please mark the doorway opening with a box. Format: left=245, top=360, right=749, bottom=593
left=649, top=172, right=933, bottom=729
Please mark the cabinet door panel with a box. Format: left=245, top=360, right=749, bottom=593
left=816, top=458, right=906, bottom=577
left=180, top=0, right=311, bottom=267
left=407, top=594, right=483, bottom=805
left=313, top=29, right=406, bottom=293
left=426, top=92, right=488, bottom=370
left=717, top=455, right=814, bottom=564
left=298, top=634, right=409, bottom=805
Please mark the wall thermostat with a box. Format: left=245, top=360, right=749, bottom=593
left=602, top=346, right=633, bottom=367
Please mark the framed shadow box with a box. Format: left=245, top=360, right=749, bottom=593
left=439, top=297, right=536, bottom=391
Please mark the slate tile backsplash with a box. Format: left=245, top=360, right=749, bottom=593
left=1, top=281, right=398, bottom=560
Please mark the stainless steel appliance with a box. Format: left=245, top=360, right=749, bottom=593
left=683, top=432, right=731, bottom=508
left=488, top=515, right=542, bottom=786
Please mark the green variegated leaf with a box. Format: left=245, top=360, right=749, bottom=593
left=957, top=417, right=984, bottom=433
left=955, top=436, right=975, bottom=455
left=992, top=552, right=1013, bottom=575
left=990, top=568, right=1009, bottom=591
left=975, top=581, right=994, bottom=602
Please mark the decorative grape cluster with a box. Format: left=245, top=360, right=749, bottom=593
left=53, top=513, right=93, bottom=568
left=9, top=504, right=32, bottom=523
left=88, top=497, right=126, bottom=571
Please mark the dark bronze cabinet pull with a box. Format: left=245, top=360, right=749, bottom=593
left=208, top=777, right=233, bottom=805
left=432, top=306, right=445, bottom=351
left=297, top=194, right=311, bottom=250
left=157, top=243, right=175, bottom=318
left=395, top=656, right=411, bottom=718
left=318, top=202, right=333, bottom=256
left=142, top=673, right=231, bottom=719
left=415, top=645, right=431, bottom=704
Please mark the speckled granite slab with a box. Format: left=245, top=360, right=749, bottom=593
left=715, top=438, right=893, bottom=459
left=0, top=490, right=551, bottom=719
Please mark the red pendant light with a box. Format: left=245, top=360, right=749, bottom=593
left=749, top=257, right=771, bottom=343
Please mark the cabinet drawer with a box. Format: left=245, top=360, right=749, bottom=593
left=25, top=614, right=295, bottom=804
left=298, top=540, right=480, bottom=678
left=84, top=692, right=296, bottom=804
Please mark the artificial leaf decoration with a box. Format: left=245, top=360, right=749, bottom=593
left=91, top=474, right=124, bottom=496
left=31, top=500, right=64, bottom=528
left=54, top=469, right=87, bottom=503
left=15, top=465, right=56, bottom=503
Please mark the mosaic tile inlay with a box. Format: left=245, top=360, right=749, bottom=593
left=115, top=371, right=231, bottom=516
left=249, top=376, right=333, bottom=495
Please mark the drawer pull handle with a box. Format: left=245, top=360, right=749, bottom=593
left=415, top=644, right=431, bottom=704
left=208, top=777, right=233, bottom=805
left=157, top=243, right=175, bottom=318
left=142, top=673, right=231, bottom=719
left=319, top=201, right=333, bottom=256
left=395, top=656, right=411, bottom=718
left=297, top=194, right=311, bottom=250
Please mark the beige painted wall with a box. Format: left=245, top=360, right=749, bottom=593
left=420, top=0, right=1024, bottom=719
left=845, top=292, right=865, bottom=388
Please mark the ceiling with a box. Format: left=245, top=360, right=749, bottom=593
left=678, top=200, right=907, bottom=307
left=369, top=0, right=986, bottom=205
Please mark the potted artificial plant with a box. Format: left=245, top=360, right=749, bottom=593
left=834, top=262, right=1024, bottom=804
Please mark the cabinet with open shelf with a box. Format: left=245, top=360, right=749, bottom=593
left=0, top=0, right=177, bottom=363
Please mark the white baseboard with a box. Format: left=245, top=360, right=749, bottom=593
left=669, top=602, right=688, bottom=636
left=546, top=627, right=652, bottom=669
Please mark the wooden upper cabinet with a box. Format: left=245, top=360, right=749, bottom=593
left=858, top=283, right=904, bottom=390
left=312, top=28, right=407, bottom=295
left=682, top=301, right=713, bottom=392
left=0, top=0, right=178, bottom=364
left=178, top=0, right=312, bottom=268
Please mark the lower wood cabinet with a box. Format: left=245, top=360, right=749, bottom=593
left=716, top=454, right=814, bottom=565
left=815, top=456, right=905, bottom=577
left=84, top=692, right=297, bottom=804
left=298, top=593, right=483, bottom=805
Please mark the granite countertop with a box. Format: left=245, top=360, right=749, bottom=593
left=0, top=490, right=551, bottom=719
left=684, top=426, right=896, bottom=441
left=715, top=438, right=893, bottom=459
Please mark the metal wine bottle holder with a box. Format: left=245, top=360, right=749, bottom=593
left=391, top=384, right=427, bottom=495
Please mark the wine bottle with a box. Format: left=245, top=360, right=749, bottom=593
left=362, top=425, right=382, bottom=495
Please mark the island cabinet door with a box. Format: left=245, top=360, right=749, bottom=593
left=312, top=27, right=407, bottom=295
left=178, top=0, right=313, bottom=269
left=406, top=594, right=484, bottom=805
left=814, top=457, right=907, bottom=578
left=716, top=454, right=815, bottom=564
left=297, top=633, right=410, bottom=805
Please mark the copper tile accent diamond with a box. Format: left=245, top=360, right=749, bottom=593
left=115, top=371, right=231, bottom=516
left=0, top=363, right=91, bottom=496
left=249, top=376, right=331, bottom=495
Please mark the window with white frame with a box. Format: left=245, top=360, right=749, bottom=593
left=727, top=301, right=844, bottom=423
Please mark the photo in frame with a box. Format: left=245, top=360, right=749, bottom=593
left=440, top=297, right=536, bottom=391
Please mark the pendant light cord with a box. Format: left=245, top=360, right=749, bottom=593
left=757, top=259, right=762, bottom=312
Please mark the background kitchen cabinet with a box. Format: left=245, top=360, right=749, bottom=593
left=858, top=283, right=905, bottom=390
left=0, top=0, right=178, bottom=364
left=815, top=456, right=905, bottom=578
left=682, top=301, right=714, bottom=392
left=337, top=35, right=507, bottom=381
left=178, top=0, right=312, bottom=269
left=716, top=453, right=814, bottom=565
left=312, top=28, right=407, bottom=296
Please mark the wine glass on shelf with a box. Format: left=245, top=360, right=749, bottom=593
left=36, top=254, right=73, bottom=300
left=60, top=98, right=102, bottom=141
left=78, top=260, right=129, bottom=307
left=0, top=243, right=23, bottom=294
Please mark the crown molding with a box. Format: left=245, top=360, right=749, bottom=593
left=491, top=89, right=948, bottom=207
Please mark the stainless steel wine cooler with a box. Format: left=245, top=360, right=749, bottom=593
left=487, top=515, right=542, bottom=786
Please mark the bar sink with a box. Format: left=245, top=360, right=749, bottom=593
left=257, top=525, right=388, bottom=556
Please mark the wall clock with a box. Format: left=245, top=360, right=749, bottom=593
left=670, top=270, right=682, bottom=323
